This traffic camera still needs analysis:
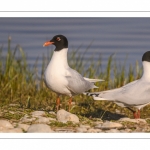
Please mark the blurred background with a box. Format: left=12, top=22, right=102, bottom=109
left=1, top=17, right=150, bottom=74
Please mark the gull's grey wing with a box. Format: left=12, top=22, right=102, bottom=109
left=65, top=68, right=96, bottom=95
left=93, top=79, right=150, bottom=106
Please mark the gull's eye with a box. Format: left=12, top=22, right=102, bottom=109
left=56, top=37, right=61, bottom=41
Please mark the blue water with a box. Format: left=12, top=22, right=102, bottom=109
left=1, top=18, right=150, bottom=75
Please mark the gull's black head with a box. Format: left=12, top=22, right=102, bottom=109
left=43, top=35, right=68, bottom=51
left=142, top=51, right=150, bottom=62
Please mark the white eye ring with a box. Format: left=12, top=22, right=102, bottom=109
left=57, top=37, right=61, bottom=41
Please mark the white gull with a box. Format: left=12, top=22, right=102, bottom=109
left=43, top=35, right=104, bottom=111
left=85, top=51, right=150, bottom=119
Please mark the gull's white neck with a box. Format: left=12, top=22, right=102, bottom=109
left=141, top=61, right=150, bottom=81
left=48, top=48, right=69, bottom=68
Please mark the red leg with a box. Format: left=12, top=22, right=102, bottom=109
left=137, top=110, right=140, bottom=119
left=133, top=110, right=140, bottom=119
left=133, top=112, right=138, bottom=119
left=68, top=97, right=72, bottom=112
left=56, top=97, right=60, bottom=111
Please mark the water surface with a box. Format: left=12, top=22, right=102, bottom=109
left=0, top=18, right=150, bottom=75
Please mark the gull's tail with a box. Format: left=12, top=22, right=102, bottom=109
left=84, top=77, right=104, bottom=83
left=84, top=77, right=104, bottom=89
left=83, top=92, right=109, bottom=100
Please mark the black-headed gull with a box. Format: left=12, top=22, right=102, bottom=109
left=43, top=35, right=103, bottom=111
left=85, top=51, right=150, bottom=119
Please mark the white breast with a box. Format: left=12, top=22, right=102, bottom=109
left=44, top=48, right=71, bottom=96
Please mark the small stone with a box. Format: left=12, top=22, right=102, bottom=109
left=12, top=122, right=18, bottom=128
left=54, top=128, right=75, bottom=133
left=120, top=129, right=132, bottom=133
left=35, top=116, right=52, bottom=124
left=124, top=128, right=132, bottom=132
left=0, top=128, right=23, bottom=133
left=95, top=121, right=123, bottom=129
left=119, top=130, right=127, bottom=133
left=87, top=128, right=102, bottom=133
left=49, top=118, right=56, bottom=121
left=57, top=109, right=79, bottom=123
left=20, top=116, right=36, bottom=123
left=105, top=129, right=121, bottom=133
left=134, top=126, right=143, bottom=132
left=27, top=124, right=54, bottom=133
left=93, top=121, right=103, bottom=125
left=119, top=118, right=147, bottom=124
left=18, top=124, right=30, bottom=131
left=49, top=111, right=56, bottom=115
left=79, top=124, right=91, bottom=129
left=0, top=120, right=14, bottom=130
left=76, top=127, right=87, bottom=133
left=31, top=111, right=46, bottom=117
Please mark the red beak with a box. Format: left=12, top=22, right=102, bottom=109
left=43, top=41, right=54, bottom=47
